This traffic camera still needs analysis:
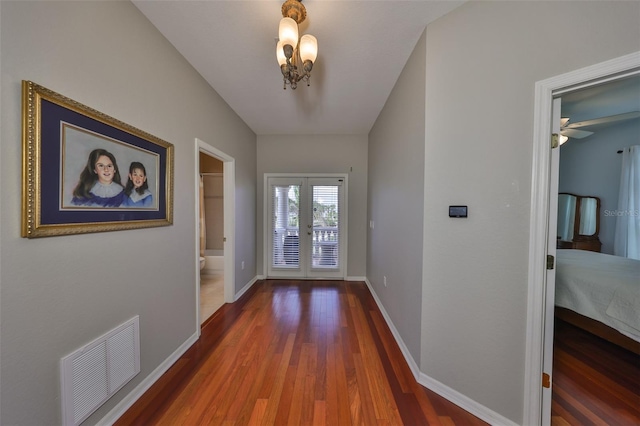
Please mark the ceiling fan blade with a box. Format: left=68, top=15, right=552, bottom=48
left=561, top=128, right=594, bottom=139
left=560, top=117, right=570, bottom=127
left=565, top=111, right=640, bottom=129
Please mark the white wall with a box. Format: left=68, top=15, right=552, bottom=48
left=559, top=120, right=640, bottom=254
left=256, top=135, right=368, bottom=278
left=418, top=1, right=640, bottom=423
left=368, top=30, right=426, bottom=363
left=0, top=1, right=256, bottom=424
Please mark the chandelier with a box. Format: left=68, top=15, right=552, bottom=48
left=276, top=0, right=318, bottom=90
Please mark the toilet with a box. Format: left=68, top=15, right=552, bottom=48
left=199, top=257, right=206, bottom=270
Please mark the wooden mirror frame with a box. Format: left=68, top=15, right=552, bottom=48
left=557, top=193, right=602, bottom=252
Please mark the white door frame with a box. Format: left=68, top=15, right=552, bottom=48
left=524, top=51, right=640, bottom=425
left=540, top=97, right=562, bottom=425
left=195, top=138, right=235, bottom=335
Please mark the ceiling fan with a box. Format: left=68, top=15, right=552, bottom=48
left=560, top=111, right=640, bottom=140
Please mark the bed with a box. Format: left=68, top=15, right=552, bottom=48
left=555, top=249, right=640, bottom=354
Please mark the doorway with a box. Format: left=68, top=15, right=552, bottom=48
left=199, top=154, right=224, bottom=324
left=195, top=138, right=235, bottom=331
left=549, top=77, right=640, bottom=423
left=265, top=174, right=347, bottom=279
left=524, top=52, right=640, bottom=425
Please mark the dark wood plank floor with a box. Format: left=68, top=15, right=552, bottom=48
left=116, top=280, right=486, bottom=425
left=552, top=318, right=640, bottom=426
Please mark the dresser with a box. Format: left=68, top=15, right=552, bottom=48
left=557, top=237, right=602, bottom=252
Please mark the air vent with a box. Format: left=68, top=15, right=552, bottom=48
left=61, top=316, right=140, bottom=425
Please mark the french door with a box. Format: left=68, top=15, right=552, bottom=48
left=266, top=176, right=346, bottom=278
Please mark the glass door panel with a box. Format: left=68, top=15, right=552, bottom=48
left=308, top=180, right=342, bottom=277
left=268, top=179, right=303, bottom=277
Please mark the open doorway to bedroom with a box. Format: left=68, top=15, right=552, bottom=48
left=526, top=52, right=640, bottom=426
left=551, top=75, right=640, bottom=424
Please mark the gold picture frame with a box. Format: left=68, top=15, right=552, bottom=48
left=22, top=80, right=174, bottom=238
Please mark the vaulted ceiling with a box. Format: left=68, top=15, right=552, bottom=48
left=132, top=0, right=465, bottom=135
left=133, top=1, right=639, bottom=137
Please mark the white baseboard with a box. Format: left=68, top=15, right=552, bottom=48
left=346, top=275, right=367, bottom=281
left=363, top=278, right=421, bottom=378
left=235, top=276, right=258, bottom=301
left=364, top=278, right=517, bottom=426
left=98, top=331, right=199, bottom=425
left=417, top=373, right=518, bottom=426
left=256, top=275, right=365, bottom=282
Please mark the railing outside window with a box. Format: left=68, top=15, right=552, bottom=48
left=273, top=226, right=338, bottom=267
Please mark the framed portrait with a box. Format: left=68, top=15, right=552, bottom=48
left=22, top=80, right=174, bottom=238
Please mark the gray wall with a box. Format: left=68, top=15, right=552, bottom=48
left=367, top=30, right=426, bottom=363
left=256, top=134, right=368, bottom=278
left=417, top=1, right=640, bottom=423
left=0, top=1, right=256, bottom=424
left=559, top=120, right=640, bottom=254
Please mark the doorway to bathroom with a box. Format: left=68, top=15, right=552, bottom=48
left=199, top=153, right=224, bottom=324
left=196, top=139, right=235, bottom=329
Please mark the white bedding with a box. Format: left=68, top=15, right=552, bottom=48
left=555, top=249, right=640, bottom=343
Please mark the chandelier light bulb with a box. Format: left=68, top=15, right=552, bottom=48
left=299, top=34, right=318, bottom=63
left=276, top=41, right=287, bottom=66
left=278, top=17, right=298, bottom=51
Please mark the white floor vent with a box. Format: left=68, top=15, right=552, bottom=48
left=61, top=316, right=140, bottom=426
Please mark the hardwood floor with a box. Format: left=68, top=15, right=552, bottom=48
left=116, top=280, right=486, bottom=425
left=551, top=318, right=640, bottom=426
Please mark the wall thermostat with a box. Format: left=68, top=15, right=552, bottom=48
left=449, top=205, right=468, bottom=218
